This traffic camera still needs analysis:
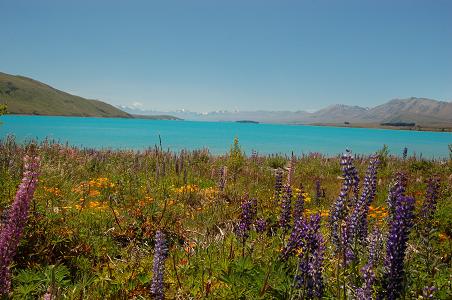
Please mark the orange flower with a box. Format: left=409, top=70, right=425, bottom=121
left=439, top=232, right=449, bottom=242
left=89, top=189, right=100, bottom=197
left=184, top=242, right=197, bottom=255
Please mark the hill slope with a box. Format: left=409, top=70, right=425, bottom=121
left=363, top=97, right=452, bottom=124
left=0, top=72, right=131, bottom=118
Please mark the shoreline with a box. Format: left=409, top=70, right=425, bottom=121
left=305, top=122, right=452, bottom=133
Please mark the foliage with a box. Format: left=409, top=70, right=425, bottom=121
left=266, top=155, right=287, bottom=169
left=0, top=104, right=6, bottom=116
left=0, top=104, right=6, bottom=125
left=227, top=137, right=245, bottom=180
left=0, top=137, right=450, bottom=299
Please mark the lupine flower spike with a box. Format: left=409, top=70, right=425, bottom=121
left=279, top=185, right=292, bottom=231
left=329, top=150, right=358, bottom=249
left=296, top=214, right=325, bottom=299
left=386, top=172, right=407, bottom=218
left=420, top=177, right=440, bottom=222
left=274, top=169, right=284, bottom=204
left=355, top=227, right=383, bottom=299
left=0, top=154, right=40, bottom=294
left=150, top=230, right=168, bottom=300
left=236, top=197, right=257, bottom=242
left=380, top=195, right=415, bottom=300
left=254, top=218, right=267, bottom=233
left=343, top=155, right=379, bottom=262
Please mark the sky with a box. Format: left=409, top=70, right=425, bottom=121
left=1, top=0, right=451, bottom=112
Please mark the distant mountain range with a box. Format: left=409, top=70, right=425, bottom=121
left=1, top=71, right=450, bottom=128
left=0, top=72, right=179, bottom=120
left=120, top=97, right=452, bottom=128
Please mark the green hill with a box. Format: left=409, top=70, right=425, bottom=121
left=0, top=72, right=132, bottom=118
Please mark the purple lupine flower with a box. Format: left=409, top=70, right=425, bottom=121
left=422, top=286, right=437, bottom=299
left=218, top=166, right=227, bottom=192
left=367, top=227, right=384, bottom=265
left=380, top=195, right=415, bottom=300
left=293, top=185, right=305, bottom=222
left=355, top=227, right=383, bottom=299
left=346, top=152, right=361, bottom=205
left=279, top=185, right=292, bottom=231
left=310, top=241, right=325, bottom=299
left=420, top=177, right=440, bottom=221
left=0, top=154, right=39, bottom=294
left=329, top=150, right=358, bottom=249
left=254, top=218, right=267, bottom=233
left=315, top=179, right=322, bottom=200
left=296, top=214, right=325, bottom=299
left=386, top=172, right=407, bottom=217
left=343, top=156, right=379, bottom=260
left=358, top=156, right=379, bottom=237
left=281, top=214, right=309, bottom=260
left=402, top=147, right=408, bottom=160
left=274, top=168, right=284, bottom=202
left=330, top=187, right=350, bottom=249
left=150, top=230, right=168, bottom=300
left=235, top=198, right=257, bottom=241
left=355, top=264, right=375, bottom=300
left=340, top=221, right=355, bottom=263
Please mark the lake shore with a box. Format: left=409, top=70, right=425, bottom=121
left=308, top=122, right=452, bottom=132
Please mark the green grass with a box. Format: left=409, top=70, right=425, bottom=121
left=0, top=137, right=451, bottom=299
left=0, top=72, right=131, bottom=118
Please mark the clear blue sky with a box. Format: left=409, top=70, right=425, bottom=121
left=1, top=0, right=451, bottom=112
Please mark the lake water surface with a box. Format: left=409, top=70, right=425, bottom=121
left=1, top=115, right=451, bottom=158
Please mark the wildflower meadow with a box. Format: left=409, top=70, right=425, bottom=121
left=0, top=136, right=451, bottom=299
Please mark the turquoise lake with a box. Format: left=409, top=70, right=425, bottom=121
left=1, top=115, right=451, bottom=158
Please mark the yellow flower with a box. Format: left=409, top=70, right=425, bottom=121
left=320, top=210, right=329, bottom=217
left=303, top=193, right=312, bottom=203
left=89, top=201, right=100, bottom=208
left=295, top=247, right=304, bottom=256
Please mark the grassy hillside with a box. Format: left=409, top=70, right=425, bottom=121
left=0, top=72, right=131, bottom=118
